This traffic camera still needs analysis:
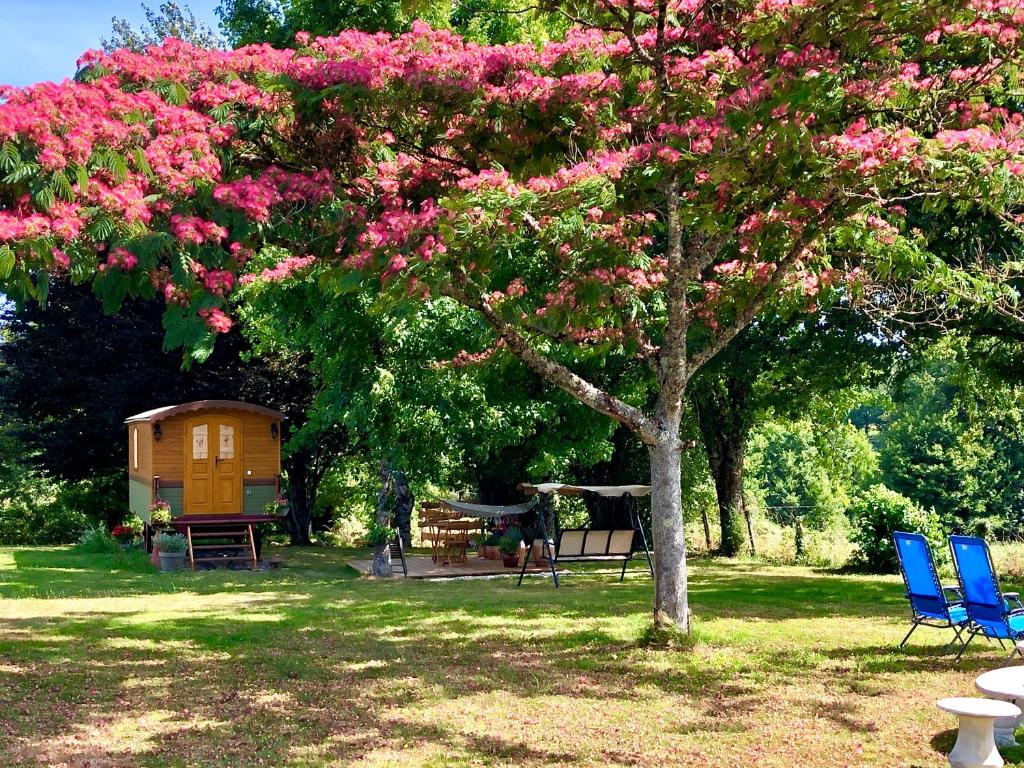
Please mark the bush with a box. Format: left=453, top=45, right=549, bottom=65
left=322, top=515, right=367, bottom=547
left=0, top=471, right=91, bottom=545
left=848, top=484, right=945, bottom=573
left=74, top=525, right=121, bottom=554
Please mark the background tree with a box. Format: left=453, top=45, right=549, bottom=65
left=690, top=310, right=895, bottom=555
left=216, top=0, right=560, bottom=47
left=103, top=1, right=223, bottom=52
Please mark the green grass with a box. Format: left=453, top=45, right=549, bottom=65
left=0, top=546, right=1019, bottom=767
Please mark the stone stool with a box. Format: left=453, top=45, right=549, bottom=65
left=938, top=697, right=1022, bottom=768
left=975, top=667, right=1024, bottom=747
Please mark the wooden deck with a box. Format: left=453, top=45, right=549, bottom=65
left=347, top=554, right=561, bottom=579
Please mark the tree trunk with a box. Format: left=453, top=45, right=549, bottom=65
left=283, top=451, right=314, bottom=546
left=694, top=379, right=751, bottom=557
left=649, top=437, right=690, bottom=632
left=371, top=462, right=393, bottom=577
left=700, top=507, right=713, bottom=551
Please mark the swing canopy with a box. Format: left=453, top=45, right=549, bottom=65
left=519, top=483, right=651, bottom=498
left=439, top=498, right=539, bottom=519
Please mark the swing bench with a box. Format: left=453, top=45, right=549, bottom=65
left=517, top=528, right=640, bottom=586
left=516, top=484, right=655, bottom=588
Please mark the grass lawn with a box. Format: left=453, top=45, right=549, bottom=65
left=0, top=546, right=1020, bottom=767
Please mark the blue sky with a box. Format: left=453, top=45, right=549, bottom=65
left=0, top=0, right=222, bottom=87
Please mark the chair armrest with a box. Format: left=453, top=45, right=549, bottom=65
left=1006, top=592, right=1024, bottom=611
left=943, top=584, right=962, bottom=596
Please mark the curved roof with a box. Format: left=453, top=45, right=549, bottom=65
left=125, top=400, right=284, bottom=424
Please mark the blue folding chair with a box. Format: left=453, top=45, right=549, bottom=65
left=893, top=531, right=969, bottom=652
left=949, top=534, right=1024, bottom=663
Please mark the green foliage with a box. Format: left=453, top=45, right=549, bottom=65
left=364, top=522, right=397, bottom=547
left=239, top=268, right=622, bottom=504
left=153, top=531, right=189, bottom=553
left=0, top=428, right=97, bottom=545
left=498, top=526, right=523, bottom=555
left=874, top=336, right=1024, bottom=536
left=748, top=419, right=879, bottom=529
left=75, top=526, right=122, bottom=554
left=848, top=484, right=944, bottom=574
left=721, top=506, right=746, bottom=556
left=0, top=476, right=92, bottom=545
left=217, top=0, right=562, bottom=47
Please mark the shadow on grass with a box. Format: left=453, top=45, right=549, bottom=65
left=0, top=547, right=1005, bottom=767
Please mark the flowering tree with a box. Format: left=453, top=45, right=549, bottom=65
left=3, top=1, right=1024, bottom=630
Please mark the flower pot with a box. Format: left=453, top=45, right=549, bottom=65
left=531, top=540, right=555, bottom=565
left=483, top=545, right=499, bottom=560
left=501, top=553, right=519, bottom=568
left=149, top=545, right=161, bottom=567
left=159, top=551, right=187, bottom=573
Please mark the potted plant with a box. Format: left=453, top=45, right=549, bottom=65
left=498, top=527, right=524, bottom=568
left=532, top=538, right=556, bottom=565
left=264, top=496, right=290, bottom=517
left=482, top=530, right=501, bottom=560
left=148, top=501, right=173, bottom=565
left=154, top=532, right=188, bottom=572
left=149, top=499, right=172, bottom=526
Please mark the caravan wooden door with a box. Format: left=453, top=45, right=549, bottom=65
left=184, top=416, right=242, bottom=515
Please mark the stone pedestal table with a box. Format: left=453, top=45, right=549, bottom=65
left=938, top=697, right=1022, bottom=768
left=975, top=666, right=1024, bottom=747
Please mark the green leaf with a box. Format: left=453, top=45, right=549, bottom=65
left=0, top=245, right=15, bottom=279
left=35, top=270, right=49, bottom=308
left=3, top=161, right=40, bottom=184
left=51, top=171, right=75, bottom=202
left=74, top=164, right=90, bottom=190
left=0, top=142, right=20, bottom=172
left=132, top=147, right=153, bottom=177
left=33, top=185, right=55, bottom=211
left=86, top=214, right=116, bottom=242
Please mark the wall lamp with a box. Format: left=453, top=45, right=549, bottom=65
left=270, top=422, right=279, bottom=440
left=153, top=423, right=162, bottom=441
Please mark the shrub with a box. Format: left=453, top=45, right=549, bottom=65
left=848, top=484, right=944, bottom=573
left=322, top=515, right=367, bottom=547
left=74, top=525, right=122, bottom=554
left=0, top=471, right=91, bottom=545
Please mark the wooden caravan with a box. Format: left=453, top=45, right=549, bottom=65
left=127, top=401, right=284, bottom=569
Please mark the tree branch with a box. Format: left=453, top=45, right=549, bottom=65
left=687, top=207, right=837, bottom=375
left=442, top=282, right=660, bottom=444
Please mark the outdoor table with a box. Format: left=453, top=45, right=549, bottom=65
left=975, top=667, right=1024, bottom=747
left=938, top=697, right=1021, bottom=768
left=433, top=520, right=480, bottom=564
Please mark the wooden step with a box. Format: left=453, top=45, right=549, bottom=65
left=185, top=522, right=257, bottom=571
